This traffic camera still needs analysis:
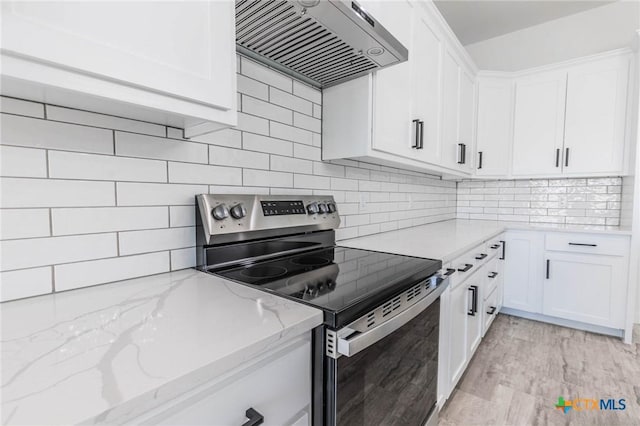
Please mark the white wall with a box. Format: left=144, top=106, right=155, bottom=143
left=0, top=55, right=457, bottom=302
left=465, top=1, right=640, bottom=71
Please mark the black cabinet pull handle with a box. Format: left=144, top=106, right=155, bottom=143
left=545, top=259, right=550, bottom=279
left=467, top=285, right=478, bottom=316
left=565, top=147, right=570, bottom=167
left=555, top=148, right=560, bottom=167
left=568, top=242, right=597, bottom=247
left=487, top=306, right=497, bottom=315
left=490, top=244, right=500, bottom=249
left=444, top=268, right=456, bottom=276
left=488, top=272, right=498, bottom=278
left=457, top=143, right=467, bottom=164
left=418, top=120, right=424, bottom=149
left=475, top=253, right=488, bottom=260
left=458, top=263, right=473, bottom=272
left=499, top=240, right=506, bottom=260
left=412, top=119, right=420, bottom=149
left=478, top=151, right=483, bottom=169
left=242, top=408, right=264, bottom=426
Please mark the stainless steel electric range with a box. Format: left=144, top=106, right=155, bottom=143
left=196, top=194, right=447, bottom=426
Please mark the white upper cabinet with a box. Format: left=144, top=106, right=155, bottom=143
left=0, top=1, right=236, bottom=136
left=563, top=55, right=630, bottom=175
left=322, top=1, right=476, bottom=177
left=511, top=71, right=567, bottom=176
left=475, top=77, right=513, bottom=176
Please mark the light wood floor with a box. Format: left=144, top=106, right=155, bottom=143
left=439, top=314, right=640, bottom=426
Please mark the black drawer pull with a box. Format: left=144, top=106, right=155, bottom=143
left=487, top=306, right=497, bottom=315
left=490, top=244, right=500, bottom=249
left=475, top=253, right=488, bottom=260
left=242, top=408, right=264, bottom=426
left=568, top=242, right=597, bottom=247
left=467, top=285, right=478, bottom=316
left=546, top=259, right=550, bottom=279
left=444, top=268, right=456, bottom=276
left=488, top=272, right=498, bottom=279
left=499, top=240, right=506, bottom=260
left=458, top=263, right=473, bottom=272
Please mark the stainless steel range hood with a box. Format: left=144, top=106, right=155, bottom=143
left=235, top=0, right=409, bottom=88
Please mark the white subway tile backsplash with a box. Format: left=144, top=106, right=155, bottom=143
left=243, top=169, right=293, bottom=187
left=270, top=121, right=313, bottom=145
left=55, top=252, right=170, bottom=291
left=458, top=177, right=622, bottom=226
left=0, top=267, right=52, bottom=302
left=116, top=182, right=207, bottom=206
left=116, top=132, right=208, bottom=164
left=52, top=207, right=167, bottom=236
left=241, top=57, right=293, bottom=93
left=0, top=55, right=461, bottom=301
left=0, top=209, right=50, bottom=240
left=292, top=81, right=321, bottom=104
left=1, top=178, right=114, bottom=208
left=1, top=114, right=113, bottom=154
left=209, top=145, right=269, bottom=170
left=0, top=97, right=45, bottom=118
left=168, top=162, right=241, bottom=185
left=1, top=233, right=117, bottom=271
left=0, top=146, right=47, bottom=178
left=45, top=105, right=166, bottom=136
left=243, top=132, right=293, bottom=156
left=119, top=227, right=194, bottom=256
left=242, top=95, right=293, bottom=124
left=48, top=151, right=167, bottom=182
left=191, top=128, right=242, bottom=149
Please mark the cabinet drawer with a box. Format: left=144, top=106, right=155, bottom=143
left=485, top=236, right=504, bottom=259
left=145, top=338, right=311, bottom=426
left=483, top=287, right=499, bottom=335
left=545, top=233, right=629, bottom=256
left=484, top=257, right=501, bottom=297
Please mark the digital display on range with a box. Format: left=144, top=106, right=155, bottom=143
left=261, top=200, right=306, bottom=216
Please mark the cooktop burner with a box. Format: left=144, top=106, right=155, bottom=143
left=212, top=246, right=441, bottom=328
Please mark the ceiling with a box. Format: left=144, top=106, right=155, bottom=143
left=434, top=0, right=617, bottom=45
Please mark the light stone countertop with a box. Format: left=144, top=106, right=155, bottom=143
left=339, top=219, right=631, bottom=263
left=0, top=269, right=323, bottom=425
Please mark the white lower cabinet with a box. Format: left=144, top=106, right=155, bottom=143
left=543, top=251, right=628, bottom=329
left=503, top=231, right=545, bottom=313
left=135, top=335, right=311, bottom=426
left=465, top=275, right=483, bottom=358
left=447, top=279, right=470, bottom=388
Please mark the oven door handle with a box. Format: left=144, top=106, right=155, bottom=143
left=336, top=278, right=448, bottom=357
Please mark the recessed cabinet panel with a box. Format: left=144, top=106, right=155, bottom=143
left=441, top=50, right=461, bottom=170
left=458, top=69, right=476, bottom=172
left=543, top=253, right=626, bottom=328
left=512, top=72, right=567, bottom=176
left=448, top=281, right=469, bottom=387
left=563, top=56, right=630, bottom=174
left=476, top=79, right=513, bottom=176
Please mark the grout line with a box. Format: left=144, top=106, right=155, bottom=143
left=51, top=266, right=55, bottom=293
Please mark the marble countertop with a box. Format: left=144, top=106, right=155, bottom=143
left=339, top=219, right=631, bottom=263
left=0, top=269, right=323, bottom=425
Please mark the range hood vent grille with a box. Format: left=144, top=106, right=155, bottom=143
left=235, top=0, right=407, bottom=88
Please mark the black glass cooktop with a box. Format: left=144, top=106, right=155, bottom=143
left=212, top=246, right=441, bottom=328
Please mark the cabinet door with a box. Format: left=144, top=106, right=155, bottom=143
left=448, top=282, right=468, bottom=387
left=543, top=252, right=627, bottom=328
left=503, top=231, right=544, bottom=313
left=411, top=13, right=443, bottom=164
left=563, top=55, right=630, bottom=174
left=458, top=69, right=476, bottom=172
left=441, top=50, right=461, bottom=169
left=476, top=78, right=513, bottom=176
left=1, top=1, right=235, bottom=111
left=370, top=1, right=414, bottom=160
left=512, top=71, right=567, bottom=176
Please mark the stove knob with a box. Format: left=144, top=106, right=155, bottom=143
left=307, top=202, right=319, bottom=215
left=211, top=204, right=229, bottom=220
left=318, top=203, right=328, bottom=214
left=230, top=203, right=247, bottom=219
left=327, top=203, right=336, bottom=213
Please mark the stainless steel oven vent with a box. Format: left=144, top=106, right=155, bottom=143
left=235, top=0, right=408, bottom=88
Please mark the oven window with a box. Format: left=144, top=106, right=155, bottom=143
left=335, top=299, right=439, bottom=426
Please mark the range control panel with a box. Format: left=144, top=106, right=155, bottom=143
left=196, top=194, right=341, bottom=243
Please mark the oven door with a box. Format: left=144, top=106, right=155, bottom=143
left=324, top=279, right=446, bottom=426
